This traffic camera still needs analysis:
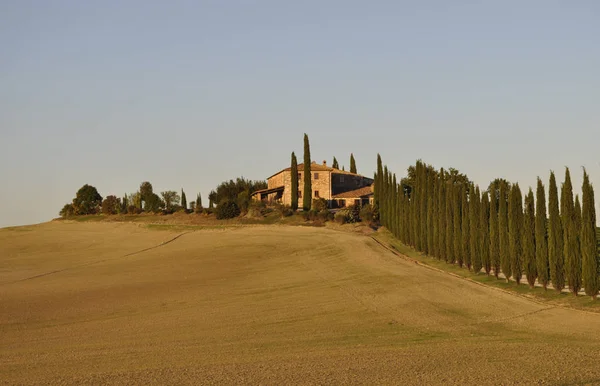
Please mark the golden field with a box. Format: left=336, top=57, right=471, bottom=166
left=2, top=221, right=600, bottom=385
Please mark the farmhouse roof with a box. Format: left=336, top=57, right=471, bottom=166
left=332, top=186, right=374, bottom=199
left=268, top=162, right=369, bottom=179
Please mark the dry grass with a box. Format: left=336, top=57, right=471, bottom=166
left=2, top=222, right=600, bottom=385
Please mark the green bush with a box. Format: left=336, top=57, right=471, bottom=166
left=319, top=209, right=333, bottom=221
left=359, top=204, right=375, bottom=224
left=312, top=198, right=328, bottom=212
left=215, top=199, right=240, bottom=219
left=335, top=205, right=360, bottom=224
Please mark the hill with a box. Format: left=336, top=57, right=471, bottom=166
left=2, top=222, right=600, bottom=384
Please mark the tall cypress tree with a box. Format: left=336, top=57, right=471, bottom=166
left=332, top=157, right=339, bottom=169
left=523, top=188, right=537, bottom=288
left=489, top=186, right=500, bottom=279
left=291, top=152, right=299, bottom=211
left=421, top=164, right=429, bottom=254
left=432, top=175, right=440, bottom=258
left=561, top=168, right=579, bottom=295
left=427, top=171, right=435, bottom=255
left=375, top=154, right=383, bottom=209
left=548, top=171, right=564, bottom=292
left=480, top=192, right=491, bottom=275
left=462, top=185, right=470, bottom=269
left=439, top=171, right=447, bottom=260
left=181, top=189, right=187, bottom=210
left=535, top=178, right=549, bottom=289
left=499, top=181, right=511, bottom=281
left=303, top=134, right=312, bottom=211
left=508, top=184, right=523, bottom=284
left=454, top=185, right=463, bottom=267
left=567, top=195, right=583, bottom=296
left=581, top=170, right=599, bottom=299
left=445, top=181, right=454, bottom=263
left=470, top=185, right=482, bottom=274
left=196, top=193, right=202, bottom=210
left=350, top=154, right=357, bottom=174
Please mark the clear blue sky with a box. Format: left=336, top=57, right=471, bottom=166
left=1, top=1, right=599, bottom=227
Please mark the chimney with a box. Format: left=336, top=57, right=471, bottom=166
left=322, top=160, right=327, bottom=166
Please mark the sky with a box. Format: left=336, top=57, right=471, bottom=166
left=1, top=1, right=599, bottom=227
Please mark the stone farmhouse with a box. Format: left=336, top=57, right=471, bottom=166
left=252, top=161, right=374, bottom=208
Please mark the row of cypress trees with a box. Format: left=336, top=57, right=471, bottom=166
left=374, top=157, right=599, bottom=299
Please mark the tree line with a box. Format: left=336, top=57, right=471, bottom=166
left=60, top=177, right=266, bottom=219
left=375, top=157, right=600, bottom=299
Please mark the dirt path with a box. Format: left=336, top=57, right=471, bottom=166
left=2, top=223, right=600, bottom=385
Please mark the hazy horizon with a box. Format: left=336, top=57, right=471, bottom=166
left=1, top=1, right=599, bottom=227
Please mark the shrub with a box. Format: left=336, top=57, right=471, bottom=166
left=215, top=199, right=240, bottom=219
left=237, top=191, right=251, bottom=214
left=335, top=205, right=360, bottom=225
left=312, top=198, right=328, bottom=212
left=319, top=209, right=333, bottom=221
left=360, top=204, right=376, bottom=224
left=127, top=205, right=142, bottom=214
left=334, top=210, right=348, bottom=224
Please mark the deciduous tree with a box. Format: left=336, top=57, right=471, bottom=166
left=73, top=184, right=103, bottom=215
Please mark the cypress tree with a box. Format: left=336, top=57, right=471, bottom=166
left=421, top=164, right=429, bottom=254
left=438, top=170, right=446, bottom=260
left=535, top=178, right=549, bottom=289
left=291, top=152, right=299, bottom=211
left=561, top=168, right=579, bottom=295
left=445, top=181, right=454, bottom=263
left=375, top=154, right=383, bottom=208
left=413, top=162, right=421, bottom=250
left=499, top=181, right=511, bottom=281
left=122, top=194, right=128, bottom=213
left=390, top=173, right=398, bottom=236
left=350, top=154, right=357, bottom=174
left=462, top=185, right=470, bottom=269
left=332, top=157, right=339, bottom=170
left=523, top=188, right=537, bottom=288
left=567, top=195, right=582, bottom=295
left=181, top=189, right=187, bottom=210
left=432, top=175, right=440, bottom=258
left=489, top=186, right=500, bottom=278
left=480, top=192, right=491, bottom=275
left=548, top=171, right=565, bottom=292
left=427, top=172, right=435, bottom=255
left=196, top=193, right=203, bottom=210
left=303, top=134, right=312, bottom=211
left=581, top=170, right=599, bottom=299
left=382, top=166, right=389, bottom=227
left=454, top=185, right=463, bottom=267
left=470, top=185, right=482, bottom=274
left=508, top=184, right=523, bottom=284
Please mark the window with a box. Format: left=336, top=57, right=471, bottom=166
left=314, top=190, right=320, bottom=198
left=298, top=190, right=302, bottom=198
left=314, top=173, right=319, bottom=180
left=297, top=173, right=301, bottom=181
left=340, top=176, right=345, bottom=183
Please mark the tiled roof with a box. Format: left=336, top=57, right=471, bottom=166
left=332, top=186, right=374, bottom=199
left=268, top=162, right=368, bottom=179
